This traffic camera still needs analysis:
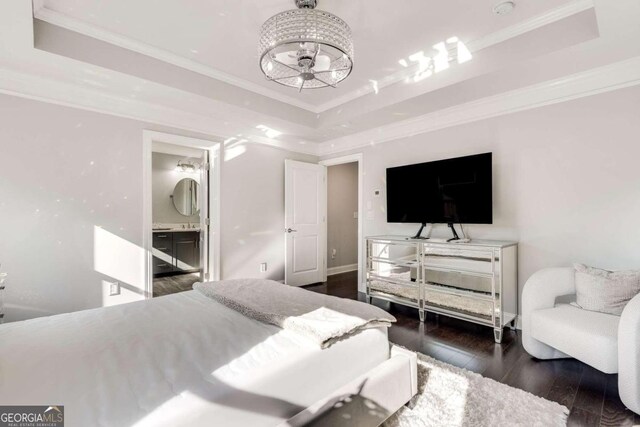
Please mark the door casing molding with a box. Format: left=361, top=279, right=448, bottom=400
left=320, top=153, right=364, bottom=293
left=142, top=130, right=221, bottom=298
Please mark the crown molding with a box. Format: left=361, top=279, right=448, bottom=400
left=319, top=55, right=640, bottom=156
left=31, top=0, right=45, bottom=13
left=33, top=6, right=323, bottom=114
left=466, top=0, right=594, bottom=52
left=2, top=54, right=639, bottom=160
left=313, top=0, right=595, bottom=113
left=0, top=65, right=322, bottom=156
left=34, top=1, right=594, bottom=116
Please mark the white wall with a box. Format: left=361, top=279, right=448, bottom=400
left=322, top=86, right=640, bottom=306
left=0, top=95, right=148, bottom=321
left=220, top=143, right=317, bottom=281
left=0, top=94, right=317, bottom=321
left=327, top=163, right=358, bottom=269
left=152, top=152, right=201, bottom=224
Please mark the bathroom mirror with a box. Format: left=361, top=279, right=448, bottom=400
left=172, top=178, right=199, bottom=216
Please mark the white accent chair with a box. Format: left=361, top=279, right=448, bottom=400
left=522, top=267, right=640, bottom=415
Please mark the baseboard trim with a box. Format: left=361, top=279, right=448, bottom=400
left=515, top=315, right=522, bottom=330
left=327, top=264, right=358, bottom=276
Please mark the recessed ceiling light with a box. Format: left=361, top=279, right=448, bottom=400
left=493, top=1, right=515, bottom=16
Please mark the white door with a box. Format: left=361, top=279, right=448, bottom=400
left=285, top=160, right=326, bottom=286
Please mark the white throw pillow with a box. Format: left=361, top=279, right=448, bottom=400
left=574, top=263, right=640, bottom=316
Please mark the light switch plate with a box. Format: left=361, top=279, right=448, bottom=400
left=260, top=263, right=267, bottom=273
left=109, top=282, right=121, bottom=296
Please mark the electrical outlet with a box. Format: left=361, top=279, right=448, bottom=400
left=353, top=211, right=358, bottom=219
left=109, top=282, right=121, bottom=296
left=331, top=248, right=337, bottom=259
left=260, top=263, right=267, bottom=273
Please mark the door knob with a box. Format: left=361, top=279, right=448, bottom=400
left=286, top=228, right=298, bottom=233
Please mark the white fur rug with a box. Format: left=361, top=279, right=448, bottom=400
left=384, top=349, right=569, bottom=427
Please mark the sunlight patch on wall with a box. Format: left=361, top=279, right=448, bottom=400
left=398, top=36, right=472, bottom=83
left=256, top=124, right=283, bottom=139
left=223, top=137, right=247, bottom=162
left=94, top=226, right=146, bottom=306
left=369, top=79, right=379, bottom=94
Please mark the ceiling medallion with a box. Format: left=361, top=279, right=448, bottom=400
left=259, top=0, right=354, bottom=92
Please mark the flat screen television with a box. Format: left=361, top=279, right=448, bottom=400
left=386, top=152, right=493, bottom=225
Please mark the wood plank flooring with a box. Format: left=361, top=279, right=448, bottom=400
left=153, top=273, right=200, bottom=297
left=305, top=271, right=640, bottom=427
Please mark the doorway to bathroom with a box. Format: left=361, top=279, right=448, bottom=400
left=142, top=131, right=220, bottom=298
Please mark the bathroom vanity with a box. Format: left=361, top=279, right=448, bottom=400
left=153, top=229, right=201, bottom=277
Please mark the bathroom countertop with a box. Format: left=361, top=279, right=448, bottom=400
left=152, top=228, right=201, bottom=233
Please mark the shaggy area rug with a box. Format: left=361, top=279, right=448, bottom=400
left=383, top=349, right=569, bottom=427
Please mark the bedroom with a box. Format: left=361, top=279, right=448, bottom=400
left=0, top=0, right=639, bottom=426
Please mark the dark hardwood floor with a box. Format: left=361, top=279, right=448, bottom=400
left=306, top=271, right=640, bottom=427
left=153, top=273, right=200, bottom=297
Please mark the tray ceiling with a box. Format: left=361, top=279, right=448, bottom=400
left=37, top=0, right=575, bottom=110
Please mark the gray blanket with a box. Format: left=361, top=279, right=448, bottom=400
left=194, top=279, right=396, bottom=349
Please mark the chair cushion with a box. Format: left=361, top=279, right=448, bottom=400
left=531, top=304, right=620, bottom=373
left=574, top=263, right=640, bottom=315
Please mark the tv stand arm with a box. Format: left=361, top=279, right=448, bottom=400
left=447, top=223, right=461, bottom=242
left=412, top=223, right=429, bottom=240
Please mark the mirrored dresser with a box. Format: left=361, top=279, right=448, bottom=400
left=366, top=236, right=518, bottom=343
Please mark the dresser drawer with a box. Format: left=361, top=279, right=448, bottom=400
left=153, top=256, right=174, bottom=275
left=153, top=232, right=172, bottom=244
left=368, top=240, right=418, bottom=263
left=370, top=260, right=416, bottom=283
left=153, top=233, right=173, bottom=255
left=425, top=288, right=494, bottom=320
left=369, top=277, right=420, bottom=303
left=424, top=269, right=493, bottom=294
left=422, top=246, right=495, bottom=274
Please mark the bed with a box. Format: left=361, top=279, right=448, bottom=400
left=0, top=288, right=416, bottom=426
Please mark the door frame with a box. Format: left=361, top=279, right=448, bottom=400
left=142, top=130, right=221, bottom=299
left=319, top=153, right=364, bottom=293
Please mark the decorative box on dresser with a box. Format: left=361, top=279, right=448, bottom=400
left=366, top=236, right=518, bottom=343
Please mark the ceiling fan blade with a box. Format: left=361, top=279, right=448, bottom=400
left=268, top=74, right=301, bottom=82
left=274, top=52, right=298, bottom=65
left=313, top=74, right=337, bottom=89
left=313, top=67, right=351, bottom=75
left=272, top=58, right=301, bottom=74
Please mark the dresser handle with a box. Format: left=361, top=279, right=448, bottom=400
left=156, top=235, right=168, bottom=238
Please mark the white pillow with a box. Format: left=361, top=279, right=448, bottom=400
left=574, top=263, right=640, bottom=316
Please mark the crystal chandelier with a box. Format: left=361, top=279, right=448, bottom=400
left=259, top=0, right=354, bottom=91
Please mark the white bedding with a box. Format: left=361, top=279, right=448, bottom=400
left=0, top=291, right=390, bottom=427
